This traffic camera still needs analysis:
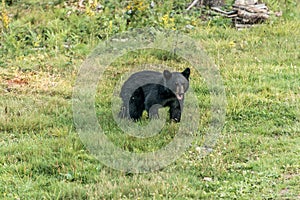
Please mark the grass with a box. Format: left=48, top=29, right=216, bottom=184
left=0, top=0, right=300, bottom=199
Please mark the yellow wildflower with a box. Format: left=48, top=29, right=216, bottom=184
left=1, top=0, right=9, bottom=29
left=228, top=40, right=236, bottom=48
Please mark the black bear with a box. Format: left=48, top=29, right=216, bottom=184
left=119, top=68, right=190, bottom=122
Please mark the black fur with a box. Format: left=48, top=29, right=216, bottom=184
left=119, top=68, right=190, bottom=122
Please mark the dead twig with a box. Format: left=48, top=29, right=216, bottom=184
left=187, top=0, right=200, bottom=11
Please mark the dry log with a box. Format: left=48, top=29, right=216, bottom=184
left=187, top=0, right=272, bottom=29
left=237, top=9, right=269, bottom=23
left=233, top=4, right=268, bottom=13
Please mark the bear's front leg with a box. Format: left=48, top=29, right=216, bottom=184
left=128, top=87, right=145, bottom=121
left=169, top=101, right=182, bottom=122
left=129, top=100, right=144, bottom=121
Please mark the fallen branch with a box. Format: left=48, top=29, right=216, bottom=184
left=211, top=6, right=237, bottom=15
left=187, top=0, right=200, bottom=11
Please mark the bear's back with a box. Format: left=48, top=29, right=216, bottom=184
left=120, top=70, right=163, bottom=100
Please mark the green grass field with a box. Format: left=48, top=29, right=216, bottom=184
left=0, top=0, right=299, bottom=199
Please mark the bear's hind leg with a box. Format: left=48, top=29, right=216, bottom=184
left=118, top=105, right=129, bottom=118
left=147, top=104, right=162, bottom=119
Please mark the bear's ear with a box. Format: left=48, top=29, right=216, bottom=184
left=163, top=70, right=172, bottom=80
left=182, top=68, right=190, bottom=80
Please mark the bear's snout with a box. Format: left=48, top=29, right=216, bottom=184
left=176, top=93, right=184, bottom=101
left=175, top=84, right=185, bottom=101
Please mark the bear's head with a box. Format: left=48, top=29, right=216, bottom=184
left=163, top=68, right=190, bottom=101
